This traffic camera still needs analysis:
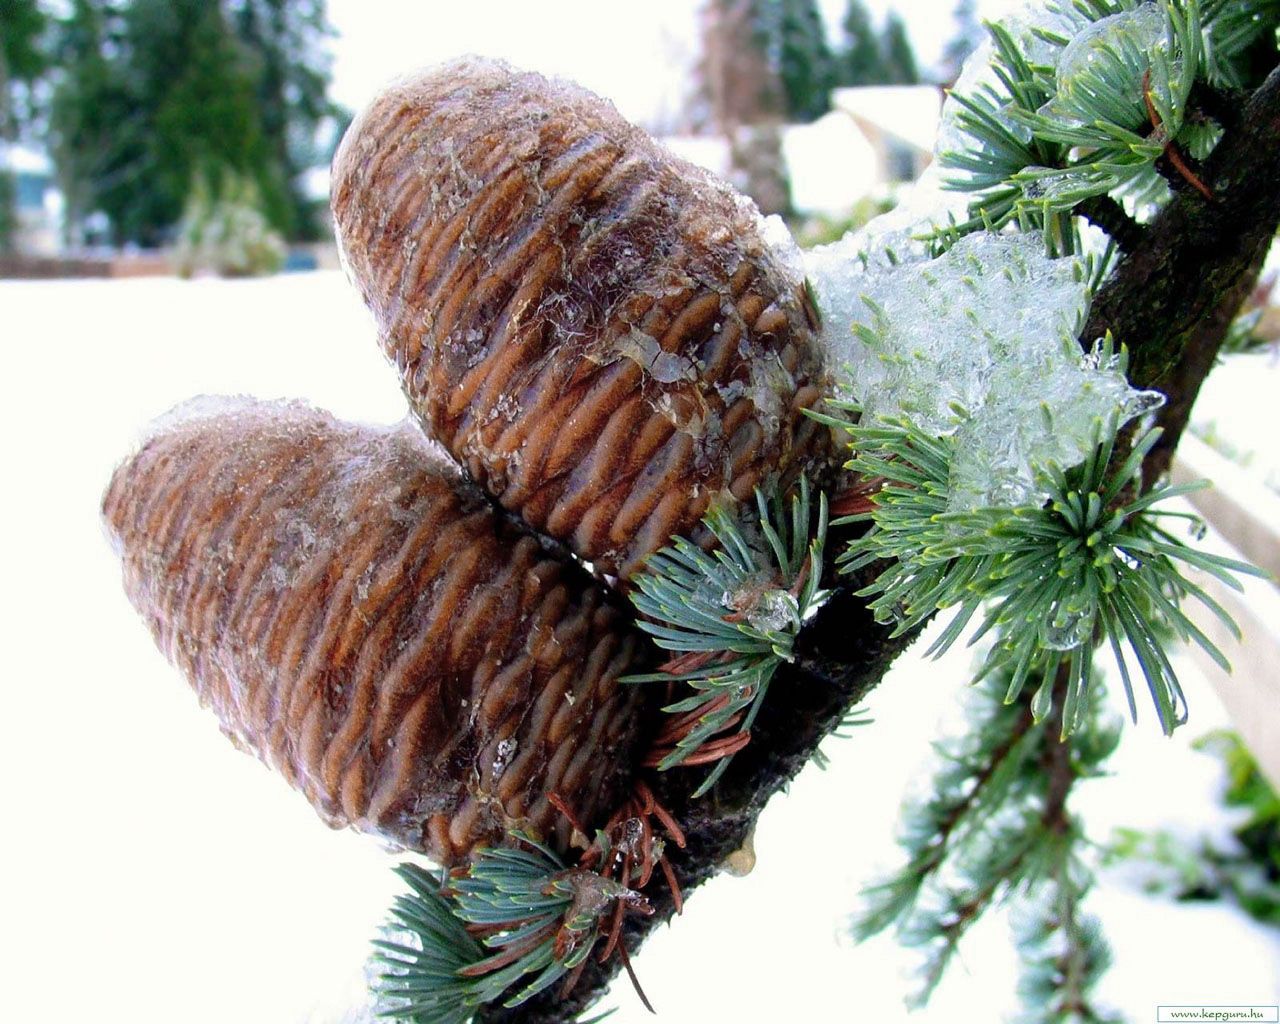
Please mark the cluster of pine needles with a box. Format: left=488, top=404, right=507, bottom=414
left=626, top=478, right=831, bottom=795
left=824, top=401, right=1264, bottom=735
left=374, top=784, right=686, bottom=1024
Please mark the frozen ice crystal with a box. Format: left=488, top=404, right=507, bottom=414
left=492, top=737, right=518, bottom=780
left=810, top=231, right=1087, bottom=426
left=746, top=589, right=794, bottom=635
left=934, top=37, right=1013, bottom=161
left=722, top=573, right=770, bottom=614
left=759, top=213, right=806, bottom=283
left=614, top=327, right=698, bottom=383
left=722, top=575, right=795, bottom=635
left=1040, top=4, right=1177, bottom=127
left=805, top=229, right=1163, bottom=511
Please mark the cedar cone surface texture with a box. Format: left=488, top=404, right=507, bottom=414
left=332, top=57, right=830, bottom=581
left=101, top=397, right=648, bottom=865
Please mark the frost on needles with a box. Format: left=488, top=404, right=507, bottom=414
left=805, top=228, right=1162, bottom=511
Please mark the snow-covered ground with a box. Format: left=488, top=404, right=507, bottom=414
left=1, top=271, right=1276, bottom=1023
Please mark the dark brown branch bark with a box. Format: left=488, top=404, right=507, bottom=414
left=1077, top=195, right=1146, bottom=254
left=479, top=62, right=1280, bottom=1024
left=1040, top=666, right=1077, bottom=839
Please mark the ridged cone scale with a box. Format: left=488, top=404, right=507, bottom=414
left=332, top=57, right=831, bottom=581
left=101, top=397, right=647, bottom=864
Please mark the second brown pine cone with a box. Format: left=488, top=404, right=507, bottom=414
left=101, top=397, right=649, bottom=865
left=332, top=57, right=831, bottom=581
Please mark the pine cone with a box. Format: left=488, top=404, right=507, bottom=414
left=101, top=397, right=648, bottom=865
left=331, top=57, right=831, bottom=580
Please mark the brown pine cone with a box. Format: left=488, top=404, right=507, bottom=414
left=101, top=396, right=649, bottom=865
left=331, top=57, right=832, bottom=581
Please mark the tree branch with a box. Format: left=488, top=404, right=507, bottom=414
left=1076, top=195, right=1146, bottom=254
left=479, top=61, right=1280, bottom=1024
left=476, top=579, right=919, bottom=1024
left=1084, top=61, right=1280, bottom=490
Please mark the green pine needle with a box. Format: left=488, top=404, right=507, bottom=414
left=831, top=406, right=1266, bottom=736
left=626, top=479, right=831, bottom=796
left=1011, top=862, right=1121, bottom=1024
left=372, top=863, right=489, bottom=1024
left=812, top=705, right=875, bottom=771
left=853, top=660, right=1123, bottom=1016
left=927, top=0, right=1279, bottom=248
left=1201, top=0, right=1280, bottom=88
left=933, top=0, right=1224, bottom=247
left=371, top=834, right=645, bottom=1023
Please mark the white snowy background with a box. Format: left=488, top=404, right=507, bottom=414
left=322, top=0, right=1030, bottom=129
left=1, top=270, right=1277, bottom=1023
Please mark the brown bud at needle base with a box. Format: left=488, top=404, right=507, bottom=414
left=332, top=57, right=830, bottom=580
left=101, top=397, right=648, bottom=864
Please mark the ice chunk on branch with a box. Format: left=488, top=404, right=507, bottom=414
left=805, top=229, right=1162, bottom=510
left=1040, top=4, right=1180, bottom=128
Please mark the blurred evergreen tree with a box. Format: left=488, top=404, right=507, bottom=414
left=0, top=0, right=45, bottom=134
left=837, top=0, right=889, bottom=86
left=752, top=0, right=924, bottom=120
left=47, top=0, right=119, bottom=245
left=132, top=0, right=277, bottom=246
left=228, top=0, right=340, bottom=241
left=941, top=0, right=984, bottom=85
left=763, top=0, right=836, bottom=122
left=881, top=12, right=920, bottom=84
left=47, top=0, right=338, bottom=247
left=0, top=0, right=49, bottom=251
